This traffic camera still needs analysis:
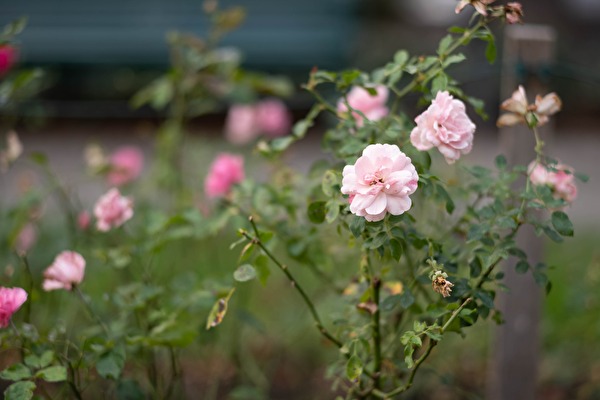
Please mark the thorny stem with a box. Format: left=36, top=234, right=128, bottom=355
left=74, top=286, right=109, bottom=335
left=242, top=217, right=342, bottom=348
left=372, top=298, right=472, bottom=399
left=372, top=277, right=383, bottom=390
left=40, top=163, right=78, bottom=241
left=16, top=253, right=34, bottom=324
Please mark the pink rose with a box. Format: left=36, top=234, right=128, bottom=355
left=0, top=45, right=18, bottom=76
left=0, top=287, right=27, bottom=328
left=15, top=223, right=37, bottom=254
left=107, top=146, right=144, bottom=186
left=93, top=188, right=134, bottom=231
left=204, top=153, right=245, bottom=199
left=528, top=161, right=577, bottom=204
left=341, top=144, right=418, bottom=222
left=225, top=105, right=259, bottom=145
left=256, top=98, right=292, bottom=138
left=337, top=85, right=389, bottom=127
left=505, top=2, right=524, bottom=24
left=43, top=251, right=86, bottom=291
left=78, top=211, right=91, bottom=230
left=410, top=91, right=476, bottom=164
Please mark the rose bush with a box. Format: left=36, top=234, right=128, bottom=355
left=0, top=2, right=587, bottom=399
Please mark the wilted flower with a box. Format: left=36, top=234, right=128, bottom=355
left=0, top=287, right=27, bottom=328
left=0, top=45, right=18, bottom=76
left=431, top=270, right=454, bottom=298
left=410, top=91, right=476, bottom=164
left=497, top=86, right=561, bottom=128
left=341, top=144, right=418, bottom=222
left=337, top=85, right=389, bottom=127
left=528, top=161, right=577, bottom=204
left=505, top=2, right=524, bottom=24
left=204, top=153, right=245, bottom=199
left=107, top=146, right=144, bottom=186
left=0, top=131, right=23, bottom=173
left=43, top=251, right=86, bottom=291
left=455, top=0, right=496, bottom=16
left=93, top=188, right=134, bottom=231
left=256, top=98, right=292, bottom=138
left=225, top=104, right=259, bottom=145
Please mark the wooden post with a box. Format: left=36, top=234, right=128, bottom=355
left=487, top=25, right=556, bottom=400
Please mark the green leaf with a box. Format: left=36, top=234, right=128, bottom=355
left=551, top=211, right=573, bottom=237
left=437, top=34, right=453, bottom=55
left=0, top=364, right=31, bottom=381
left=35, top=366, right=66, bottom=382
left=399, top=290, right=415, bottom=309
left=389, top=238, right=403, bottom=261
left=515, top=260, right=530, bottom=274
left=4, top=381, right=35, bottom=400
left=321, top=170, right=338, bottom=197
left=307, top=201, right=326, bottom=224
left=325, top=200, right=340, bottom=223
left=346, top=355, right=363, bottom=381
left=349, top=216, right=365, bottom=238
left=443, top=53, right=466, bottom=67
left=206, top=288, right=236, bottom=330
left=96, top=346, right=126, bottom=380
left=485, top=39, right=497, bottom=64
left=233, top=264, right=257, bottom=282
left=543, top=226, right=564, bottom=243
left=495, top=155, right=507, bottom=169
left=393, top=50, right=409, bottom=66
left=254, top=254, right=271, bottom=286
left=431, top=73, right=448, bottom=94
left=116, top=379, right=145, bottom=400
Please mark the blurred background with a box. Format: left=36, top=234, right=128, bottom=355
left=1, top=0, right=599, bottom=398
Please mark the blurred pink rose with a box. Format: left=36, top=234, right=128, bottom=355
left=225, top=105, right=259, bottom=145
left=93, top=188, right=134, bottom=231
left=341, top=144, right=418, bottom=222
left=337, top=85, right=389, bottom=127
left=256, top=98, right=292, bottom=138
left=107, top=146, right=144, bottom=186
left=410, top=91, right=476, bottom=164
left=528, top=161, right=577, bottom=204
left=0, top=287, right=27, bottom=328
left=78, top=211, right=91, bottom=230
left=15, top=223, right=37, bottom=254
left=0, top=45, right=18, bottom=76
left=43, top=251, right=86, bottom=291
left=204, top=153, right=245, bottom=199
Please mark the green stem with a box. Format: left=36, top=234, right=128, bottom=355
left=241, top=217, right=343, bottom=348
left=74, top=287, right=109, bottom=335
left=372, top=298, right=472, bottom=399
left=372, top=277, right=383, bottom=390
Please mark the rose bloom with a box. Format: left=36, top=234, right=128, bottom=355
left=497, top=85, right=561, bottom=127
left=337, top=85, right=389, bottom=127
left=0, top=45, right=18, bottom=76
left=410, top=91, right=476, bottom=164
left=0, top=287, right=27, bottom=328
left=341, top=144, right=418, bottom=222
left=78, top=211, right=91, bottom=230
left=93, top=188, right=134, bottom=231
left=225, top=104, right=259, bottom=145
left=256, top=98, right=292, bottom=138
left=43, top=251, right=86, bottom=291
left=204, top=153, right=245, bottom=199
left=107, top=146, right=144, bottom=186
left=528, top=161, right=577, bottom=204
